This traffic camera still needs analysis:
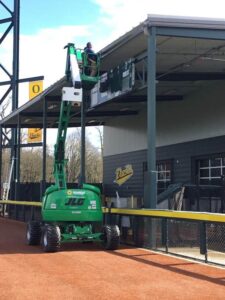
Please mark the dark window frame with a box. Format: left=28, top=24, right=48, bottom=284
left=143, top=159, right=173, bottom=193
left=192, top=153, right=225, bottom=186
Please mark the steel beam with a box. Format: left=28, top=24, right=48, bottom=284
left=12, top=0, right=20, bottom=111
left=42, top=97, right=47, bottom=197
left=2, top=142, right=42, bottom=149
left=156, top=27, right=225, bottom=40
left=0, top=86, right=12, bottom=105
left=0, top=22, right=13, bottom=44
left=0, top=17, right=12, bottom=24
left=20, top=110, right=138, bottom=118
left=0, top=126, right=2, bottom=195
left=0, top=1, right=13, bottom=15
left=145, top=26, right=157, bottom=208
left=80, top=91, right=87, bottom=186
left=2, top=121, right=104, bottom=129
left=15, top=113, right=21, bottom=200
left=0, top=75, right=44, bottom=86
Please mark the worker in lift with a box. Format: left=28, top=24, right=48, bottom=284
left=84, top=42, right=97, bottom=76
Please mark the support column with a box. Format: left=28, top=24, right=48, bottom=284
left=0, top=126, right=2, bottom=198
left=12, top=0, right=20, bottom=110
left=144, top=26, right=157, bottom=209
left=41, top=97, right=47, bottom=197
left=80, top=91, right=87, bottom=186
left=15, top=113, right=21, bottom=200
left=11, top=0, right=20, bottom=200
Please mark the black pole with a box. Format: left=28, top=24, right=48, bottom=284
left=80, top=91, right=86, bottom=186
left=145, top=26, right=157, bottom=208
left=0, top=126, right=2, bottom=198
left=42, top=97, right=47, bottom=197
left=200, top=222, right=207, bottom=262
left=11, top=0, right=20, bottom=199
left=12, top=0, right=20, bottom=111
left=15, top=113, right=21, bottom=200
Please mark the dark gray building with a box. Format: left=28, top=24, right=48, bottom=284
left=2, top=14, right=225, bottom=212
left=92, top=15, right=225, bottom=211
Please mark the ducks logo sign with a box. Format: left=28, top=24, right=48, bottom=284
left=114, top=164, right=133, bottom=186
left=28, top=81, right=43, bottom=143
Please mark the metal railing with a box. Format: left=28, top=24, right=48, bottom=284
left=0, top=200, right=41, bottom=221
left=104, top=208, right=225, bottom=266
left=1, top=200, right=225, bottom=266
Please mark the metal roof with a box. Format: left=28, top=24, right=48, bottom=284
left=146, top=14, right=225, bottom=29
left=2, top=14, right=225, bottom=129
left=100, top=15, right=225, bottom=60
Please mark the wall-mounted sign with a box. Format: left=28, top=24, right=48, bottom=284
left=28, top=81, right=43, bottom=143
left=29, top=81, right=43, bottom=100
left=114, top=164, right=133, bottom=186
left=27, top=128, right=42, bottom=143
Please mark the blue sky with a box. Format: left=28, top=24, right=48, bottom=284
left=2, top=0, right=225, bottom=95
left=2, top=0, right=225, bottom=146
left=20, top=0, right=100, bottom=35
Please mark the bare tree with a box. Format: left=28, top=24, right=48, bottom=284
left=1, top=149, right=10, bottom=184
left=86, top=138, right=103, bottom=183
left=66, top=129, right=103, bottom=183
left=20, top=147, right=54, bottom=183
left=1, top=126, right=102, bottom=184
left=94, top=126, right=103, bottom=160
left=66, top=129, right=81, bottom=183
left=0, top=97, right=11, bottom=146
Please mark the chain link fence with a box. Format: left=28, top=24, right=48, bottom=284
left=1, top=202, right=225, bottom=266
left=108, top=213, right=225, bottom=266
left=207, top=222, right=225, bottom=264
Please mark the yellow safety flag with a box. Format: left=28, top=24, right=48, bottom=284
left=28, top=81, right=43, bottom=143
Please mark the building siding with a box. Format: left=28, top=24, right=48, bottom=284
left=104, top=80, right=225, bottom=157
left=103, top=135, right=225, bottom=197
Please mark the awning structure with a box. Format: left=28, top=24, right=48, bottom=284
left=2, top=15, right=225, bottom=129
left=0, top=76, right=140, bottom=128
left=1, top=15, right=225, bottom=128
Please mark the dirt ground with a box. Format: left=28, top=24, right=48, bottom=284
left=0, top=217, right=225, bottom=300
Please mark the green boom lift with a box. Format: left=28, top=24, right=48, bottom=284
left=26, top=43, right=120, bottom=252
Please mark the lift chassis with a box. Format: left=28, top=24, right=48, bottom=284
left=26, top=43, right=120, bottom=252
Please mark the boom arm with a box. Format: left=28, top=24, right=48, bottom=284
left=53, top=44, right=82, bottom=189
left=53, top=100, right=72, bottom=189
left=53, top=43, right=100, bottom=190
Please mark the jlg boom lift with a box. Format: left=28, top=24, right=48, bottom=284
left=26, top=43, right=120, bottom=252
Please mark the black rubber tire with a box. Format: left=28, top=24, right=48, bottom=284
left=41, top=224, right=61, bottom=252
left=26, top=221, right=42, bottom=245
left=102, top=225, right=120, bottom=250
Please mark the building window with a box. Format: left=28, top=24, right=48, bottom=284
left=157, top=161, right=172, bottom=193
left=143, top=160, right=172, bottom=193
left=196, top=155, right=225, bottom=185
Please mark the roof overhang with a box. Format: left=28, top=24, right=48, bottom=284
left=2, top=15, right=225, bottom=129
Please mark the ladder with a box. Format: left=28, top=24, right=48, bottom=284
left=2, top=157, right=15, bottom=201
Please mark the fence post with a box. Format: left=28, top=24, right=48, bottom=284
left=221, top=175, right=225, bottom=213
left=162, top=218, right=168, bottom=252
left=22, top=204, right=25, bottom=222
left=200, top=222, right=208, bottom=262
left=30, top=205, right=34, bottom=221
